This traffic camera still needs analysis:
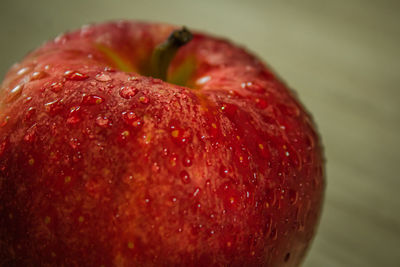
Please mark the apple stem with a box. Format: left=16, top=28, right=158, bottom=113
left=150, top=27, right=193, bottom=81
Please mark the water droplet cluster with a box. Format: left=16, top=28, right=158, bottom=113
left=0, top=21, right=323, bottom=267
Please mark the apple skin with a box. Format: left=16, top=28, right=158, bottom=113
left=0, top=21, right=324, bottom=266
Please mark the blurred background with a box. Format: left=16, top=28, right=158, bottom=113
left=0, top=0, right=399, bottom=266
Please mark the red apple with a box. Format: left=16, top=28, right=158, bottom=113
left=0, top=21, right=324, bottom=266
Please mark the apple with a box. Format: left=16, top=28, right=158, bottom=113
left=0, top=21, right=324, bottom=266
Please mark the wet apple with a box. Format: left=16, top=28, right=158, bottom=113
left=0, top=21, right=324, bottom=267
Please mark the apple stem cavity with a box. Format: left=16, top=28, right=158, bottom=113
left=150, top=27, right=193, bottom=81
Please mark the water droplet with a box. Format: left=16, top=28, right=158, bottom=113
left=121, top=111, right=143, bottom=128
left=95, top=73, right=112, bottom=82
left=17, top=67, right=30, bottom=76
left=169, top=153, right=178, bottom=167
left=128, top=76, right=138, bottom=81
left=72, top=151, right=83, bottom=163
left=193, top=187, right=201, bottom=197
left=228, top=89, right=241, bottom=98
left=219, top=165, right=230, bottom=177
left=196, top=76, right=211, bottom=85
left=64, top=70, right=89, bottom=81
left=220, top=103, right=238, bottom=118
left=119, top=86, right=138, bottom=99
left=24, top=107, right=36, bottom=121
left=104, top=66, right=116, bottom=72
left=95, top=116, right=112, bottom=128
left=44, top=99, right=63, bottom=116
left=142, top=134, right=151, bottom=145
left=123, top=175, right=134, bottom=184
left=81, top=127, right=95, bottom=140
left=118, top=130, right=130, bottom=143
left=6, top=84, right=23, bottom=103
left=67, top=106, right=82, bottom=125
left=139, top=95, right=149, bottom=104
left=180, top=170, right=191, bottom=184
left=182, top=156, right=193, bottom=167
left=50, top=81, right=64, bottom=92
left=30, top=71, right=48, bottom=81
left=23, top=124, right=37, bottom=143
left=152, top=162, right=160, bottom=173
left=162, top=147, right=169, bottom=157
left=24, top=96, right=33, bottom=103
left=241, top=81, right=264, bottom=93
left=82, top=95, right=104, bottom=105
left=284, top=145, right=301, bottom=170
left=69, top=138, right=80, bottom=149
left=54, top=33, right=69, bottom=44
left=170, top=127, right=191, bottom=145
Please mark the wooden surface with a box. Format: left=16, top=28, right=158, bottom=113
left=1, top=0, right=399, bottom=266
